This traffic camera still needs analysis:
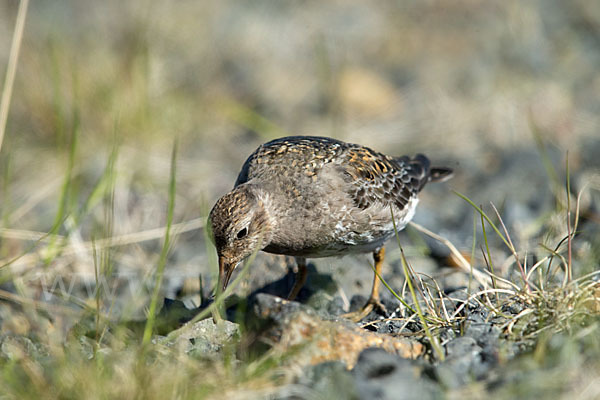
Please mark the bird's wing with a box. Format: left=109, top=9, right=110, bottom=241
left=338, top=145, right=432, bottom=211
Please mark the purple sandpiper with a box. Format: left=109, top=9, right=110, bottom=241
left=209, top=136, right=452, bottom=320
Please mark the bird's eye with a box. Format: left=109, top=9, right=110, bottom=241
left=236, top=227, right=248, bottom=239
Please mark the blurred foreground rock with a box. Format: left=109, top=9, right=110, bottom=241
left=294, top=349, right=443, bottom=400
left=160, top=318, right=239, bottom=360
left=353, top=348, right=443, bottom=400
left=252, top=293, right=423, bottom=369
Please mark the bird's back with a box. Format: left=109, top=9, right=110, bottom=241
left=235, top=136, right=451, bottom=212
left=234, top=136, right=346, bottom=187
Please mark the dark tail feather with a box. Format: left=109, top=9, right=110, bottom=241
left=396, top=154, right=453, bottom=190
left=429, top=166, right=453, bottom=183
left=409, top=154, right=453, bottom=183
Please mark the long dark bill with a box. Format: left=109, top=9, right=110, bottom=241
left=218, top=256, right=236, bottom=294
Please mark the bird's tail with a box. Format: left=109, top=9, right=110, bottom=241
left=429, top=166, right=453, bottom=183
left=408, top=154, right=453, bottom=183
left=396, top=154, right=453, bottom=191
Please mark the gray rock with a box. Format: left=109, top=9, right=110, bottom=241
left=353, top=348, right=443, bottom=400
left=294, top=362, right=359, bottom=400
left=160, top=319, right=239, bottom=360
left=464, top=309, right=501, bottom=352
left=0, top=335, right=49, bottom=361
left=436, top=337, right=483, bottom=388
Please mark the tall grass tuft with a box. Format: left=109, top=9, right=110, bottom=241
left=389, top=208, right=445, bottom=361
left=142, top=140, right=178, bottom=345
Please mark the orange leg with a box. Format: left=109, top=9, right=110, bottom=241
left=287, top=257, right=307, bottom=301
left=343, top=247, right=387, bottom=322
left=368, top=246, right=385, bottom=308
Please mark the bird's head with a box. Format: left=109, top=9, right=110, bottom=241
left=208, top=184, right=272, bottom=294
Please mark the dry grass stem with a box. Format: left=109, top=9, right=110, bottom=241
left=489, top=202, right=530, bottom=293
left=0, top=0, right=29, bottom=152
left=408, top=221, right=491, bottom=288
left=0, top=218, right=205, bottom=269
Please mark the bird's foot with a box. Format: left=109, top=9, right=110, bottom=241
left=341, top=297, right=388, bottom=322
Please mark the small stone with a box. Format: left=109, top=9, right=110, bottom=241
left=161, top=318, right=240, bottom=360
left=296, top=362, right=359, bottom=399
left=436, top=337, right=484, bottom=388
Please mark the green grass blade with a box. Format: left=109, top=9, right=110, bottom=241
left=481, top=212, right=498, bottom=293
left=75, top=138, right=120, bottom=226
left=469, top=210, right=478, bottom=295
left=44, top=116, right=79, bottom=263
left=368, top=260, right=416, bottom=314
left=142, top=140, right=178, bottom=345
left=454, top=191, right=511, bottom=250
left=565, top=152, right=572, bottom=282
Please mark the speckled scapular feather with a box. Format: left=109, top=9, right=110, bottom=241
left=209, top=136, right=453, bottom=271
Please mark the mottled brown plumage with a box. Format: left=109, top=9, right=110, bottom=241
left=209, top=136, right=452, bottom=319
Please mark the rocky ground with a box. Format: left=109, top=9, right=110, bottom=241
left=0, top=0, right=600, bottom=398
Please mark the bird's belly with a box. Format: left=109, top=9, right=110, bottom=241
left=263, top=194, right=418, bottom=258
left=263, top=230, right=394, bottom=258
